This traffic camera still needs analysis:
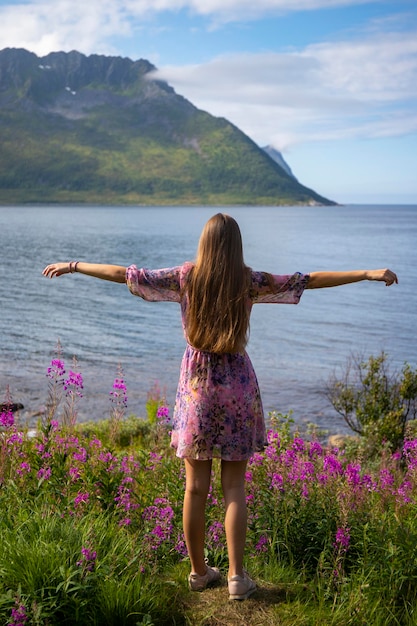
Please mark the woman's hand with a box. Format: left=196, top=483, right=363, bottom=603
left=42, top=262, right=72, bottom=278
left=366, top=269, right=398, bottom=286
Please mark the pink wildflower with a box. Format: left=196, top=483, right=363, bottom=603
left=74, top=491, right=90, bottom=507
left=37, top=467, right=51, bottom=481
left=334, top=527, right=350, bottom=551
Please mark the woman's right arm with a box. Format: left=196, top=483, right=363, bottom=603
left=307, top=269, right=398, bottom=289
left=42, top=262, right=127, bottom=283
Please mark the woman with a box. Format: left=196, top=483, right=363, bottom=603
left=43, top=213, right=397, bottom=600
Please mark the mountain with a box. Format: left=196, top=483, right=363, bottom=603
left=262, top=145, right=297, bottom=180
left=0, top=48, right=336, bottom=206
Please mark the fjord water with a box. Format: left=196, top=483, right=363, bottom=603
left=0, top=204, right=415, bottom=435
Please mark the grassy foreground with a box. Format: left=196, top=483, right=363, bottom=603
left=1, top=353, right=417, bottom=625
left=1, top=412, right=417, bottom=625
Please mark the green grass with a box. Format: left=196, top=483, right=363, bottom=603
left=1, top=408, right=417, bottom=625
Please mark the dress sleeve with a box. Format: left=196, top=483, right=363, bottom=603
left=250, top=271, right=310, bottom=304
left=126, top=265, right=182, bottom=302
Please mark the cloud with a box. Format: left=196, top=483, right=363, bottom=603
left=0, top=0, right=381, bottom=55
left=0, top=0, right=132, bottom=56
left=154, top=28, right=417, bottom=149
left=0, top=0, right=415, bottom=152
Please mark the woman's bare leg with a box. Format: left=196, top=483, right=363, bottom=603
left=221, top=459, right=248, bottom=578
left=183, top=458, right=212, bottom=575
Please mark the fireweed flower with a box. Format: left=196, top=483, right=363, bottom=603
left=264, top=444, right=279, bottom=462
left=292, top=437, right=305, bottom=452
left=379, top=468, right=395, bottom=489
left=334, top=527, right=350, bottom=551
left=0, top=408, right=14, bottom=428
left=73, top=447, right=88, bottom=462
left=110, top=378, right=128, bottom=404
left=110, top=367, right=128, bottom=417
left=99, top=451, right=115, bottom=463
left=37, top=467, right=51, bottom=481
left=174, top=534, right=188, bottom=557
left=120, top=454, right=140, bottom=475
left=142, top=498, right=175, bottom=551
left=302, top=461, right=315, bottom=479
left=246, top=493, right=254, bottom=506
left=317, top=473, right=329, bottom=485
left=362, top=474, right=377, bottom=492
left=98, top=451, right=118, bottom=472
left=245, top=470, right=253, bottom=483
left=9, top=602, right=28, bottom=626
left=270, top=472, right=284, bottom=490
left=255, top=534, right=269, bottom=554
left=52, top=434, right=79, bottom=455
left=69, top=466, right=82, bottom=481
left=6, top=431, right=23, bottom=446
left=281, top=449, right=297, bottom=466
left=207, top=521, right=225, bottom=550
left=323, top=454, right=343, bottom=476
left=77, top=546, right=97, bottom=572
left=309, top=441, right=323, bottom=458
left=63, top=371, right=83, bottom=396
left=346, top=463, right=362, bottom=487
left=114, top=477, right=139, bottom=514
left=16, top=462, right=31, bottom=476
left=45, top=352, right=66, bottom=424
left=207, top=482, right=218, bottom=506
left=403, top=439, right=417, bottom=456
left=248, top=452, right=264, bottom=467
left=38, top=448, right=52, bottom=460
left=156, top=405, right=170, bottom=424
left=403, top=440, right=417, bottom=471
left=396, top=480, right=413, bottom=504
left=267, top=430, right=280, bottom=445
left=47, top=358, right=65, bottom=380
left=147, top=451, right=163, bottom=470
left=74, top=491, right=90, bottom=507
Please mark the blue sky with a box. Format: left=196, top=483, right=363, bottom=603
left=0, top=0, right=416, bottom=204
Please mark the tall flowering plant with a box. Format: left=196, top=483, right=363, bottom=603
left=0, top=386, right=15, bottom=429
left=44, top=342, right=83, bottom=429
left=45, top=340, right=66, bottom=427
left=62, top=357, right=84, bottom=428
left=109, top=364, right=128, bottom=443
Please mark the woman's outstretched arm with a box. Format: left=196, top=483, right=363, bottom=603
left=307, top=268, right=398, bottom=289
left=42, top=262, right=127, bottom=283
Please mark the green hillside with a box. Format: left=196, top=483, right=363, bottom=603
left=0, top=48, right=335, bottom=206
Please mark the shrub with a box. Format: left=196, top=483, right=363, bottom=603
left=326, top=352, right=417, bottom=455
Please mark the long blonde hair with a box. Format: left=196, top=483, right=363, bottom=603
left=185, top=213, right=251, bottom=354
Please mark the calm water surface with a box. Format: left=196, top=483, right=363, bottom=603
left=0, top=205, right=415, bottom=435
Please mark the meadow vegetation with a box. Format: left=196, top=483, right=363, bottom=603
left=1, top=347, right=417, bottom=625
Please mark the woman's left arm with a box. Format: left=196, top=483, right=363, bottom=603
left=42, top=262, right=127, bottom=283
left=307, top=269, right=398, bottom=289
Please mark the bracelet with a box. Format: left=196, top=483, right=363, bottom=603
left=69, top=261, right=79, bottom=274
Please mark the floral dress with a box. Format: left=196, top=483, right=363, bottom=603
left=126, top=262, right=309, bottom=461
